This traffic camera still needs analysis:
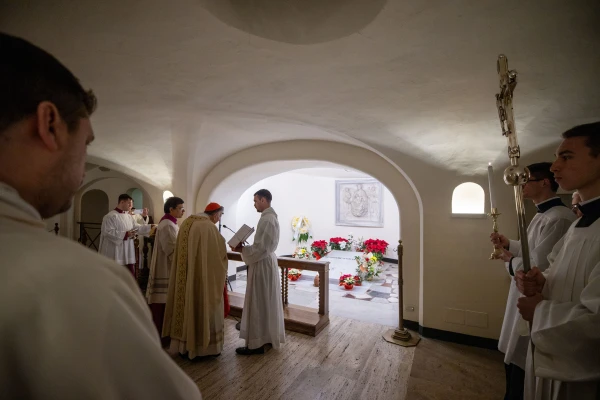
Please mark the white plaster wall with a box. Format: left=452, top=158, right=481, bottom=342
left=235, top=172, right=400, bottom=257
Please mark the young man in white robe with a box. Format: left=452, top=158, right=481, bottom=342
left=131, top=207, right=151, bottom=225
left=516, top=121, right=600, bottom=400
left=491, top=162, right=576, bottom=400
left=0, top=32, right=201, bottom=399
left=231, top=189, right=286, bottom=355
left=98, top=193, right=153, bottom=277
left=147, top=196, right=185, bottom=347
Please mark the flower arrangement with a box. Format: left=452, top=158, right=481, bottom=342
left=353, top=275, right=362, bottom=286
left=329, top=237, right=350, bottom=251
left=291, top=216, right=312, bottom=244
left=346, top=234, right=355, bottom=251
left=292, top=246, right=313, bottom=260
left=363, top=239, right=389, bottom=259
left=311, top=240, right=329, bottom=260
left=339, top=274, right=355, bottom=290
left=354, top=236, right=366, bottom=252
left=355, top=252, right=383, bottom=281
left=287, top=268, right=302, bottom=281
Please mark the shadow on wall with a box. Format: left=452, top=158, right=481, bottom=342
left=201, top=0, right=387, bottom=44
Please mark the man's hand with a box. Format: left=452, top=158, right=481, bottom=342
left=126, top=230, right=136, bottom=238
left=230, top=243, right=244, bottom=253
left=515, top=266, right=546, bottom=296
left=490, top=232, right=509, bottom=249
left=499, top=248, right=513, bottom=262
left=142, top=208, right=149, bottom=217
left=517, top=292, right=543, bottom=322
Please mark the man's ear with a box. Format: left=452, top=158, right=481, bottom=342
left=36, top=101, right=66, bottom=151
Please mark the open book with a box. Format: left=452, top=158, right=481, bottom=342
left=227, top=224, right=255, bottom=248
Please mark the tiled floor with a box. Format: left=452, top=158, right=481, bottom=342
left=230, top=251, right=401, bottom=326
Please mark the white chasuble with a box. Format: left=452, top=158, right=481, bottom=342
left=0, top=182, right=201, bottom=399
left=240, top=207, right=286, bottom=350
left=98, top=209, right=151, bottom=265
left=500, top=202, right=575, bottom=369
left=147, top=217, right=179, bottom=304
left=525, top=219, right=600, bottom=400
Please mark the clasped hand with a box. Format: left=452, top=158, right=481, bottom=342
left=514, top=267, right=546, bottom=322
left=514, top=267, right=546, bottom=296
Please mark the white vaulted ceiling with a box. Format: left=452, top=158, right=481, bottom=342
left=1, top=0, right=599, bottom=189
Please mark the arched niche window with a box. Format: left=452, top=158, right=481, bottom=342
left=452, top=182, right=485, bottom=215
left=163, top=190, right=175, bottom=203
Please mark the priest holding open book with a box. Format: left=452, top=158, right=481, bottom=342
left=163, top=202, right=228, bottom=359
left=230, top=189, right=286, bottom=355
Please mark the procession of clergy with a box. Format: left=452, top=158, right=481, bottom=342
left=98, top=190, right=285, bottom=358
left=1, top=32, right=599, bottom=400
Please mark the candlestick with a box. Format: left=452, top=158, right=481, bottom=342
left=488, top=207, right=503, bottom=260
left=488, top=162, right=496, bottom=209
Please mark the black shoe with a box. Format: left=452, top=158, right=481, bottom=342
left=235, top=322, right=241, bottom=331
left=235, top=346, right=264, bottom=355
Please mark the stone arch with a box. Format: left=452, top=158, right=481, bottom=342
left=72, top=177, right=155, bottom=240
left=81, top=189, right=109, bottom=223
left=196, top=140, right=424, bottom=324
left=127, top=187, right=144, bottom=209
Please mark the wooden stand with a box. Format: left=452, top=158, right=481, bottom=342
left=382, top=240, right=420, bottom=347
left=227, top=252, right=330, bottom=337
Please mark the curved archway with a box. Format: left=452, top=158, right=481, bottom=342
left=73, top=177, right=156, bottom=240
left=81, top=189, right=109, bottom=223
left=127, top=188, right=144, bottom=209
left=196, top=140, right=423, bottom=324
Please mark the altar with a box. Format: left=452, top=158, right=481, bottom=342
left=301, top=250, right=365, bottom=277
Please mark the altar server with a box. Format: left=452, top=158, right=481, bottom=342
left=99, top=194, right=153, bottom=276
left=515, top=122, right=600, bottom=400
left=491, top=162, right=575, bottom=400
left=147, top=196, right=185, bottom=346
left=0, top=32, right=201, bottom=399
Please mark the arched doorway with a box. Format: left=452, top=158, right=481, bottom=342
left=195, top=140, right=423, bottom=325
left=80, top=189, right=109, bottom=250
left=81, top=189, right=109, bottom=223
left=127, top=188, right=144, bottom=209
left=230, top=166, right=402, bottom=325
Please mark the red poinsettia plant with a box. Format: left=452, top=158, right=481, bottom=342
left=363, top=239, right=389, bottom=259
left=329, top=236, right=350, bottom=250
left=339, top=274, right=355, bottom=290
left=311, top=240, right=329, bottom=260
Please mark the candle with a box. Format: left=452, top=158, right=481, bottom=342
left=488, top=162, right=496, bottom=209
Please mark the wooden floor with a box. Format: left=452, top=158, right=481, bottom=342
left=173, top=317, right=504, bottom=400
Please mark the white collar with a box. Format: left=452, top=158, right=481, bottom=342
left=0, top=181, right=42, bottom=220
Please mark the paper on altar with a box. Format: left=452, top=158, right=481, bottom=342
left=227, top=224, right=254, bottom=248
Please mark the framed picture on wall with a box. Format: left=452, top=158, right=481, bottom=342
left=335, top=179, right=384, bottom=227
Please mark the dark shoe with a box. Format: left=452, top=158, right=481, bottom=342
left=235, top=322, right=241, bottom=331
left=235, top=346, right=264, bottom=355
